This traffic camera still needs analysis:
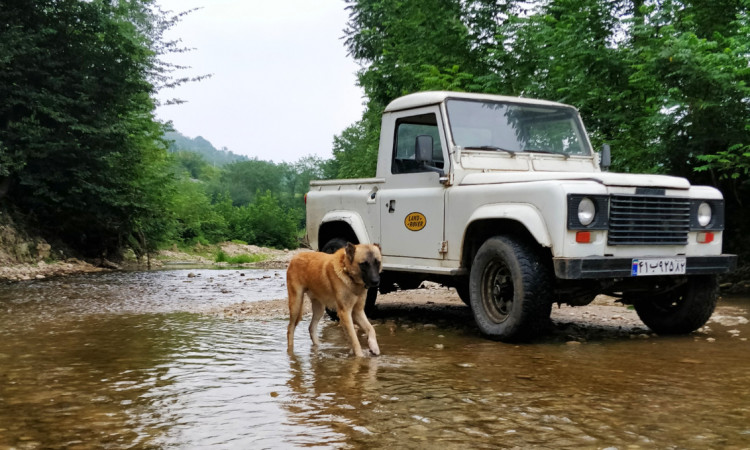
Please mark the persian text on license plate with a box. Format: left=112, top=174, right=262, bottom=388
left=631, top=257, right=687, bottom=276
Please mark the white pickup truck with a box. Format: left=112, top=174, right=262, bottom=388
left=306, top=91, right=736, bottom=341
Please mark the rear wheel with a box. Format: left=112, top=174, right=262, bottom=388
left=469, top=236, right=553, bottom=341
left=320, top=238, right=378, bottom=321
left=631, top=275, right=718, bottom=334
left=455, top=278, right=471, bottom=306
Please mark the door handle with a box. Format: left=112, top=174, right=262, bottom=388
left=387, top=200, right=396, bottom=213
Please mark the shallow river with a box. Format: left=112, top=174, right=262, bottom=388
left=1, top=269, right=749, bottom=449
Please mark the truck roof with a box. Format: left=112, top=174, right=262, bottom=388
left=384, top=91, right=576, bottom=113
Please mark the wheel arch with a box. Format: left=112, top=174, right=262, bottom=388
left=316, top=211, right=369, bottom=250
left=461, top=213, right=552, bottom=272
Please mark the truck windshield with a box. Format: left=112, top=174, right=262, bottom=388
left=445, top=99, right=592, bottom=156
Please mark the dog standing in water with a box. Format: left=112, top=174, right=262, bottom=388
left=286, top=243, right=382, bottom=357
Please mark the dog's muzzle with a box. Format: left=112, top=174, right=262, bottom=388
left=364, top=274, right=380, bottom=288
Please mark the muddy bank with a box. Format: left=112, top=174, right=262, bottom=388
left=0, top=258, right=106, bottom=282
left=213, top=282, right=684, bottom=343
left=0, top=241, right=303, bottom=282
left=216, top=284, right=747, bottom=344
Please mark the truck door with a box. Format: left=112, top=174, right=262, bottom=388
left=379, top=107, right=448, bottom=261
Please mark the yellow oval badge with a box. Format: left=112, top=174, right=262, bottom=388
left=404, top=212, right=427, bottom=231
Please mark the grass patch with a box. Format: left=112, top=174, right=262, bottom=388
left=215, top=250, right=267, bottom=264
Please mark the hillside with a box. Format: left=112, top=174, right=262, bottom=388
left=165, top=131, right=248, bottom=166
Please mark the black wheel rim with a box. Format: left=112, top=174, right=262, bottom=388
left=480, top=259, right=514, bottom=323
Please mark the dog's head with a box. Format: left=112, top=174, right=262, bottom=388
left=345, top=243, right=382, bottom=288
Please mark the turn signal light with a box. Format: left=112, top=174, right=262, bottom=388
left=697, top=232, right=714, bottom=244
left=575, top=231, right=591, bottom=243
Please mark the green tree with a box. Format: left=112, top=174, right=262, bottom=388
left=170, top=177, right=227, bottom=243
left=209, top=159, right=288, bottom=206
left=245, top=191, right=299, bottom=249
left=336, top=0, right=482, bottom=177
left=0, top=0, right=191, bottom=257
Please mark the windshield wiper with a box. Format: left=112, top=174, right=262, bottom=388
left=464, top=145, right=516, bottom=156
left=523, top=149, right=570, bottom=159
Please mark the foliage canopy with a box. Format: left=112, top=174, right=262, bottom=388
left=334, top=0, right=750, bottom=186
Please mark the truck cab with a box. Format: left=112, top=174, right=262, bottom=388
left=307, top=91, right=736, bottom=341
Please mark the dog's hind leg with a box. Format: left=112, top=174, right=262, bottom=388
left=353, top=308, right=380, bottom=356
left=287, top=285, right=305, bottom=352
left=308, top=298, right=325, bottom=347
left=338, top=306, right=365, bottom=357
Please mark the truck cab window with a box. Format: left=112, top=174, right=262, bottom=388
left=392, top=113, right=443, bottom=174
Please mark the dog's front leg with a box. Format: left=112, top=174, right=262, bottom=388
left=338, top=308, right=365, bottom=357
left=353, top=309, right=380, bottom=356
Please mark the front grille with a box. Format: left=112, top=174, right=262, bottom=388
left=608, top=195, right=690, bottom=245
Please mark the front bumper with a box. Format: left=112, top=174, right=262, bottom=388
left=553, top=254, right=737, bottom=279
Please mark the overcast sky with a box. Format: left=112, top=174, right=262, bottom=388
left=154, top=1, right=365, bottom=163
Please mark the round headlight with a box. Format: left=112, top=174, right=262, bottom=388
left=578, top=197, right=596, bottom=226
left=697, top=202, right=712, bottom=227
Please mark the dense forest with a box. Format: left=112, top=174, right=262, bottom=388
left=0, top=0, right=333, bottom=260
left=1, top=0, right=749, bottom=265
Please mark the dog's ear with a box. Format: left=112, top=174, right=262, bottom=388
left=373, top=243, right=381, bottom=252
left=345, top=242, right=356, bottom=262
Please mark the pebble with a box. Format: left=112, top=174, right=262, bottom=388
left=434, top=344, right=444, bottom=350
left=706, top=337, right=716, bottom=343
left=566, top=340, right=582, bottom=346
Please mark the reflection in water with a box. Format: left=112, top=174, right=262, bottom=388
left=282, top=323, right=750, bottom=449
left=0, top=271, right=749, bottom=448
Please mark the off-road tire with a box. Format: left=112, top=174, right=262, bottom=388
left=469, top=236, right=553, bottom=341
left=632, top=275, right=719, bottom=334
left=320, top=238, right=378, bottom=321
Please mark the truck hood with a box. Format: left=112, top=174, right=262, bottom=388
left=459, top=171, right=691, bottom=189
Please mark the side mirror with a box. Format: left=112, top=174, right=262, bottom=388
left=415, top=135, right=433, bottom=164
left=600, top=143, right=611, bottom=172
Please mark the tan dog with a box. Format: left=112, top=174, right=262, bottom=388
left=287, top=243, right=382, bottom=357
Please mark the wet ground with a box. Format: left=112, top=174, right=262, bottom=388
left=1, top=269, right=749, bottom=449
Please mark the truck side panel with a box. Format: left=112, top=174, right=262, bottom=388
left=306, top=180, right=383, bottom=250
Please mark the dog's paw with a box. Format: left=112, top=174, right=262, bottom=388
left=368, top=337, right=380, bottom=356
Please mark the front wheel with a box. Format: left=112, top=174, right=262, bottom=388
left=469, top=236, right=553, bottom=341
left=632, top=275, right=719, bottom=334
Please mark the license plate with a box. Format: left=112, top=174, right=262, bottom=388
left=631, top=257, right=687, bottom=276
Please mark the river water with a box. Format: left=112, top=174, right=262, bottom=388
left=1, top=269, right=749, bottom=449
